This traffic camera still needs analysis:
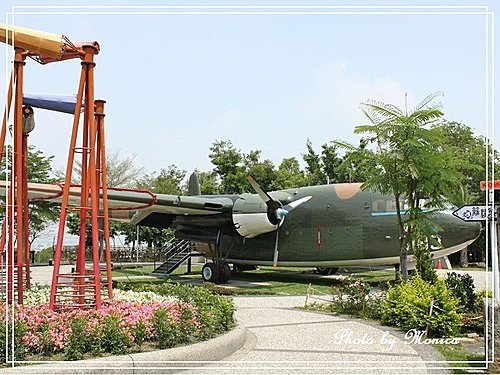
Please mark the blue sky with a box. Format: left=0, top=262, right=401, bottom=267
left=1, top=1, right=498, bottom=178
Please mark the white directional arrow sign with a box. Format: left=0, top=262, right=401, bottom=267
left=452, top=205, right=497, bottom=221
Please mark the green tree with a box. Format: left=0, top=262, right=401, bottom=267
left=434, top=121, right=500, bottom=265
left=273, top=157, right=307, bottom=189
left=195, top=170, right=219, bottom=195
left=321, top=143, right=343, bottom=183
left=27, top=147, right=60, bottom=243
left=64, top=151, right=146, bottom=248
left=129, top=165, right=186, bottom=249
left=209, top=140, right=246, bottom=194
left=335, top=139, right=378, bottom=183
left=136, top=165, right=186, bottom=195
left=54, top=150, right=145, bottom=188
left=0, top=146, right=60, bottom=244
left=242, top=150, right=277, bottom=192
left=302, top=139, right=325, bottom=186
left=339, top=93, right=463, bottom=280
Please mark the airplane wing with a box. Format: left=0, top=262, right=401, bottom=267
left=0, top=181, right=234, bottom=228
left=0, top=180, right=310, bottom=239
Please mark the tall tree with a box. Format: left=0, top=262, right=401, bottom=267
left=303, top=139, right=325, bottom=186
left=242, top=150, right=277, bottom=192
left=209, top=140, right=246, bottom=194
left=26, top=146, right=60, bottom=243
left=0, top=146, right=60, bottom=244
left=64, top=151, right=146, bottom=248
left=274, top=157, right=307, bottom=189
left=434, top=121, right=500, bottom=265
left=137, top=165, right=186, bottom=195
left=55, top=150, right=145, bottom=188
left=339, top=92, right=463, bottom=280
left=321, top=143, right=343, bottom=183
left=195, top=170, right=219, bottom=195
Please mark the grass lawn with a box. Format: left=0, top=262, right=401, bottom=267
left=432, top=343, right=487, bottom=374
left=113, top=264, right=396, bottom=295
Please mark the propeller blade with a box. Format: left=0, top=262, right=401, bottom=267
left=272, top=228, right=280, bottom=268
left=247, top=176, right=280, bottom=211
left=282, top=196, right=312, bottom=212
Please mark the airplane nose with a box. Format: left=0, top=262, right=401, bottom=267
left=461, top=220, right=482, bottom=241
left=437, top=211, right=482, bottom=248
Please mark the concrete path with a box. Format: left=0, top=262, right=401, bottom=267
left=193, top=296, right=447, bottom=374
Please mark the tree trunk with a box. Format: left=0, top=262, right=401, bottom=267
left=400, top=247, right=409, bottom=281
left=394, top=193, right=409, bottom=281
left=460, top=247, right=469, bottom=267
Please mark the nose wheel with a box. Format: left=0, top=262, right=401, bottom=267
left=202, top=262, right=231, bottom=284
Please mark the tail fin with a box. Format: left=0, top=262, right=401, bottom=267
left=188, top=172, right=201, bottom=196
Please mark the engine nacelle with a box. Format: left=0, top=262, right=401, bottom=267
left=232, top=193, right=290, bottom=238
left=232, top=212, right=278, bottom=238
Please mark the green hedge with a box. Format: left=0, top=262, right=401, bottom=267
left=381, top=275, right=461, bottom=337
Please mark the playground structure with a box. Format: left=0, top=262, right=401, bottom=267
left=0, top=23, right=113, bottom=310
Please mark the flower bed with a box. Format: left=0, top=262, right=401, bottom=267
left=1, top=284, right=235, bottom=362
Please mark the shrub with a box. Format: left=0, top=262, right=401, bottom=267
left=133, top=320, right=147, bottom=349
left=153, top=308, right=181, bottom=349
left=381, top=275, right=461, bottom=337
left=0, top=320, right=26, bottom=363
left=98, top=315, right=132, bottom=355
left=413, top=244, right=438, bottom=284
left=329, top=279, right=384, bottom=319
left=64, top=316, right=93, bottom=360
left=445, top=272, right=477, bottom=313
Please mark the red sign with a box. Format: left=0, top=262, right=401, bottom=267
left=480, top=180, right=500, bottom=190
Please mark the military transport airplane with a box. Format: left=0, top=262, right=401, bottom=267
left=8, top=173, right=481, bottom=284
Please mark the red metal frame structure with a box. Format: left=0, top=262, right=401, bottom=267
left=0, top=23, right=112, bottom=308
left=0, top=49, right=34, bottom=304
left=49, top=45, right=112, bottom=310
left=2, top=49, right=30, bottom=305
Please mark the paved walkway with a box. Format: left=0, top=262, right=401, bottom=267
left=26, top=267, right=493, bottom=374
left=193, top=296, right=447, bottom=374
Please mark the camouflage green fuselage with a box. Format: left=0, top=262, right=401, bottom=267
left=175, top=183, right=481, bottom=267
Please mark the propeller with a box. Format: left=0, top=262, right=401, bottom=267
left=247, top=176, right=311, bottom=267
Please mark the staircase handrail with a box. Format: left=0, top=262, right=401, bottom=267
left=162, top=239, right=191, bottom=262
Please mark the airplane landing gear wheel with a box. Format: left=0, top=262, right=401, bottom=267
left=202, top=263, right=220, bottom=283
left=316, top=267, right=339, bottom=276
left=219, top=263, right=231, bottom=284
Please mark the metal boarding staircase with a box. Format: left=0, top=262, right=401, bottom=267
left=151, top=239, right=201, bottom=277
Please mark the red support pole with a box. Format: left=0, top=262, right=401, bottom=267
left=13, top=48, right=26, bottom=305
left=76, top=54, right=93, bottom=305
left=95, top=100, right=113, bottom=299
left=49, top=43, right=102, bottom=311
left=6, top=170, right=13, bottom=305
left=0, top=72, right=13, bottom=269
left=85, top=47, right=101, bottom=309
left=49, top=60, right=87, bottom=311
left=22, top=133, right=30, bottom=289
left=0, top=71, right=13, bottom=161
